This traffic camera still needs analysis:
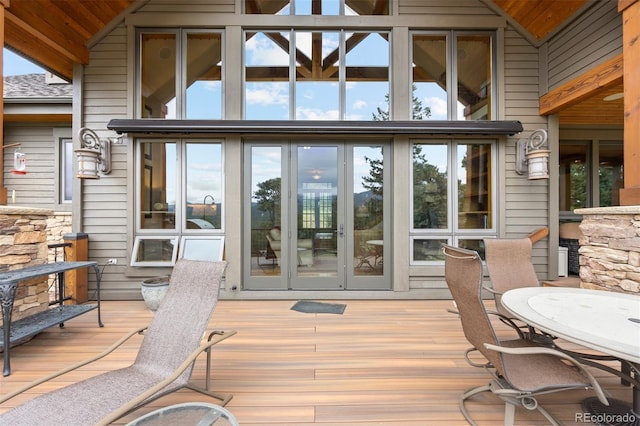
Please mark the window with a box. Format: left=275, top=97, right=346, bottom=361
left=133, top=140, right=224, bottom=266
left=138, top=30, right=223, bottom=119
left=411, top=140, right=496, bottom=264
left=411, top=31, right=494, bottom=120
left=559, top=139, right=623, bottom=215
left=245, top=0, right=389, bottom=15
left=245, top=29, right=389, bottom=120
left=60, top=137, right=73, bottom=203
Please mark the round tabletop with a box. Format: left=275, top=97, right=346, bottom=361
left=501, top=287, right=640, bottom=364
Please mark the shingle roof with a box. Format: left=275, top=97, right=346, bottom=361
left=3, top=73, right=72, bottom=98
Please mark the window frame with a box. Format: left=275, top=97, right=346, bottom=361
left=410, top=30, right=497, bottom=121
left=410, top=138, right=497, bottom=265
left=136, top=28, right=225, bottom=120
left=132, top=138, right=225, bottom=267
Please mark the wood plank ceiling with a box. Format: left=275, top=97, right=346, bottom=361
left=1, top=0, right=623, bottom=126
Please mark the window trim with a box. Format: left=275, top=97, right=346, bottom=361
left=130, top=236, right=179, bottom=267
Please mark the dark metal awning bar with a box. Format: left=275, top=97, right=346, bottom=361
left=107, top=119, right=523, bottom=136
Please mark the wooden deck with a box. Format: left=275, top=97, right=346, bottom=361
left=0, top=299, right=633, bottom=425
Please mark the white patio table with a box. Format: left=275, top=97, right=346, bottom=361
left=501, top=287, right=640, bottom=426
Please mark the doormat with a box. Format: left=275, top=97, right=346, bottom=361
left=291, top=300, right=346, bottom=314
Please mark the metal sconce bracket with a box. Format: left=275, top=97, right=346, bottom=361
left=516, top=129, right=550, bottom=180
left=76, top=127, right=123, bottom=179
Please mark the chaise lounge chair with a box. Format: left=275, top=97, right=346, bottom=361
left=0, top=259, right=236, bottom=426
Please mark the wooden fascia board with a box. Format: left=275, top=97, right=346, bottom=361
left=539, top=54, right=623, bottom=116
left=5, top=10, right=88, bottom=65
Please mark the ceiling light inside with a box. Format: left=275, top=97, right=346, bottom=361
left=603, top=92, right=624, bottom=101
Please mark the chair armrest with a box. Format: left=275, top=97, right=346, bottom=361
left=0, top=326, right=148, bottom=405
left=482, top=285, right=501, bottom=296
left=484, top=343, right=609, bottom=405
left=97, top=329, right=237, bottom=426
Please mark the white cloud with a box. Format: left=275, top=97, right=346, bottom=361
left=296, top=107, right=339, bottom=120
left=246, top=83, right=289, bottom=106
left=423, top=96, right=447, bottom=119
left=245, top=33, right=289, bottom=66
left=352, top=100, right=367, bottom=110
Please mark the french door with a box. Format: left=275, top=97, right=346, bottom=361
left=243, top=140, right=390, bottom=290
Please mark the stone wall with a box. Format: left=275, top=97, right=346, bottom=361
left=575, top=206, right=640, bottom=294
left=0, top=206, right=54, bottom=326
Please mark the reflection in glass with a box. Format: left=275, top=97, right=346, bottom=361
left=245, top=31, right=290, bottom=120
left=412, top=34, right=446, bottom=120
left=458, top=143, right=492, bottom=229
left=186, top=33, right=222, bottom=119
left=141, top=33, right=176, bottom=119
left=345, top=32, right=389, bottom=120
left=412, top=238, right=447, bottom=262
left=413, top=144, right=448, bottom=229
left=457, top=34, right=491, bottom=120
left=598, top=142, right=623, bottom=207
left=559, top=142, right=588, bottom=211
left=139, top=142, right=177, bottom=229
left=245, top=0, right=389, bottom=15
left=354, top=146, right=383, bottom=275
left=185, top=143, right=223, bottom=229
left=251, top=147, right=282, bottom=276
left=458, top=239, right=486, bottom=260
left=298, top=146, right=338, bottom=277
left=295, top=31, right=340, bottom=120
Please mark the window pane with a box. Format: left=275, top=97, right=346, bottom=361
left=345, top=32, right=389, bottom=121
left=458, top=143, right=492, bottom=229
left=186, top=33, right=222, bottom=119
left=413, top=144, right=448, bottom=229
left=185, top=143, right=223, bottom=229
left=245, top=0, right=389, bottom=15
left=141, top=33, right=176, bottom=118
left=412, top=238, right=447, bottom=261
left=61, top=138, right=73, bottom=202
left=599, top=142, right=623, bottom=207
left=251, top=146, right=282, bottom=276
left=559, top=142, right=588, bottom=211
left=296, top=31, right=340, bottom=120
left=245, top=31, right=290, bottom=120
left=139, top=142, right=177, bottom=229
left=412, top=34, right=447, bottom=120
left=457, top=34, right=491, bottom=120
left=458, top=239, right=485, bottom=260
left=354, top=146, right=384, bottom=275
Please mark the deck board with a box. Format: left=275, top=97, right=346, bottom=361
left=0, top=299, right=632, bottom=425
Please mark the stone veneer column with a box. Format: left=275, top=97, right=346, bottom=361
left=575, top=206, right=640, bottom=294
left=0, top=206, right=53, bottom=326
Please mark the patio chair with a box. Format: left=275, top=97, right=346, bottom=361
left=0, top=259, right=236, bottom=426
left=483, top=232, right=547, bottom=341
left=443, top=245, right=608, bottom=426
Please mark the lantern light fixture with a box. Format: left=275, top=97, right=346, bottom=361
left=516, top=129, right=550, bottom=180
left=75, top=127, right=123, bottom=179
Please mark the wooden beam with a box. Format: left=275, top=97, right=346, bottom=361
left=539, top=54, right=623, bottom=116
left=619, top=0, right=640, bottom=205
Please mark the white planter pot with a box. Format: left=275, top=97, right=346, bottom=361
left=140, top=276, right=170, bottom=311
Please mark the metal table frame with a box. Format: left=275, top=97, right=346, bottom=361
left=0, top=261, right=103, bottom=376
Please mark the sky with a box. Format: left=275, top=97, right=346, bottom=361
left=3, top=49, right=45, bottom=76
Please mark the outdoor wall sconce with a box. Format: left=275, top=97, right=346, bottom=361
left=76, top=127, right=121, bottom=179
left=516, top=129, right=550, bottom=180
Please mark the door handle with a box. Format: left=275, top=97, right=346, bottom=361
left=339, top=224, right=344, bottom=237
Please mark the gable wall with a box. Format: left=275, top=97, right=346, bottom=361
left=82, top=0, right=547, bottom=299
left=545, top=0, right=622, bottom=91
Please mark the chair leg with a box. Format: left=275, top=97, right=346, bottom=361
left=503, top=401, right=516, bottom=426
left=460, top=384, right=491, bottom=426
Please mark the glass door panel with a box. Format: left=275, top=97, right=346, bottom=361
left=291, top=145, right=343, bottom=289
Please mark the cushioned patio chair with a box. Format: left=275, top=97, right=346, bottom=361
left=443, top=245, right=608, bottom=426
left=0, top=259, right=236, bottom=426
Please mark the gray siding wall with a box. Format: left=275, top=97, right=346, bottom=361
left=545, top=0, right=622, bottom=91
left=3, top=124, right=70, bottom=209
left=81, top=25, right=131, bottom=297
